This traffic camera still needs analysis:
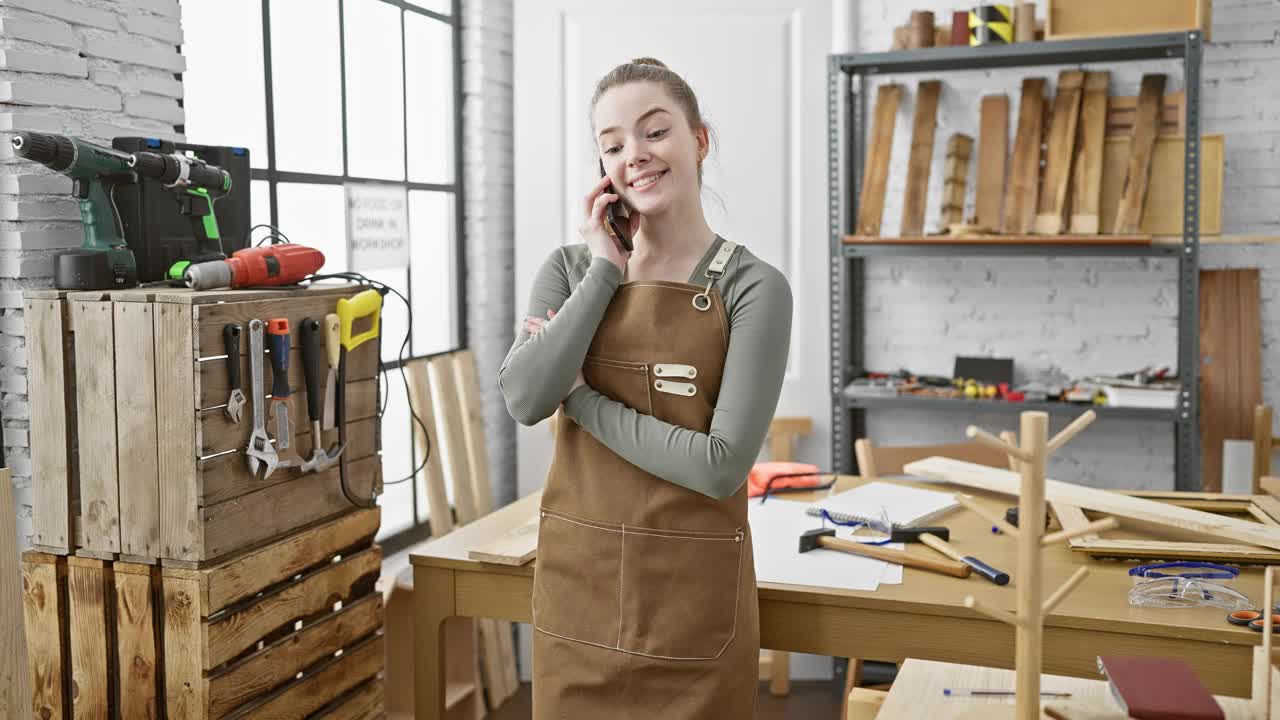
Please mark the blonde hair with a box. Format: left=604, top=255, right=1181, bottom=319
left=591, top=57, right=714, bottom=184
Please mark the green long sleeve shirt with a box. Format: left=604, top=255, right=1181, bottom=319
left=499, top=236, right=793, bottom=500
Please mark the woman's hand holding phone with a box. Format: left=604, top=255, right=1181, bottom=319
left=581, top=175, right=632, bottom=272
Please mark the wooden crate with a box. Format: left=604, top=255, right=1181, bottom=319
left=22, top=509, right=386, bottom=719
left=59, top=284, right=380, bottom=563
left=1047, top=0, right=1211, bottom=41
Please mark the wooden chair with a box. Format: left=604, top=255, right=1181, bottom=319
left=757, top=416, right=812, bottom=697
left=1253, top=405, right=1280, bottom=495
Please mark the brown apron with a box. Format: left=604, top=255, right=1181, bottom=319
left=532, top=240, right=758, bottom=719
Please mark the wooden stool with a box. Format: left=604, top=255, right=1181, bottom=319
left=757, top=416, right=812, bottom=697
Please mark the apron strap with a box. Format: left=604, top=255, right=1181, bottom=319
left=692, top=240, right=739, bottom=312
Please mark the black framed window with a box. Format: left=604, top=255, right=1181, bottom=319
left=180, top=0, right=465, bottom=546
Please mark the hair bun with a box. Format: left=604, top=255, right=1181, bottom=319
left=630, top=57, right=668, bottom=69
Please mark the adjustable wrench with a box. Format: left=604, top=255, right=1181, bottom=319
left=299, top=316, right=344, bottom=473
left=244, top=319, right=278, bottom=479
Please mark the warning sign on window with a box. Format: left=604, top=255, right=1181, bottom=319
left=346, top=182, right=409, bottom=272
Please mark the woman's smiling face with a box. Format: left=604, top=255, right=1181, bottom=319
left=593, top=81, right=707, bottom=218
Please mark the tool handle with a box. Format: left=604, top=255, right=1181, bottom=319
left=337, top=289, right=383, bottom=352
left=223, top=324, right=241, bottom=390
left=962, top=557, right=1010, bottom=586
left=919, top=533, right=964, bottom=562
left=300, top=318, right=323, bottom=422
left=267, top=318, right=290, bottom=399
left=324, top=313, right=340, bottom=370
left=818, top=536, right=971, bottom=578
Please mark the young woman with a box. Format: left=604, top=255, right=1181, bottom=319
left=499, top=57, right=793, bottom=718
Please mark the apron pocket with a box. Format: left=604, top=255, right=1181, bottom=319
left=582, top=356, right=652, bottom=415
left=532, top=510, right=623, bottom=649
left=617, top=525, right=744, bottom=660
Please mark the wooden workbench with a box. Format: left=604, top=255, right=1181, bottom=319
left=411, top=476, right=1268, bottom=718
left=875, top=658, right=1257, bottom=719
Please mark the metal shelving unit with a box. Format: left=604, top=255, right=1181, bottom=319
left=828, top=32, right=1204, bottom=490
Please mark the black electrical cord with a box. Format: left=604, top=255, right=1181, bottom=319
left=248, top=223, right=292, bottom=247
left=304, top=271, right=430, bottom=498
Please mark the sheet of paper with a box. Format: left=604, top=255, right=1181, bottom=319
left=748, top=499, right=903, bottom=591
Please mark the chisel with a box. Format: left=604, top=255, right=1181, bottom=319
left=919, top=533, right=1010, bottom=585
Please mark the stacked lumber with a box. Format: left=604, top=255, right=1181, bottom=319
left=850, top=72, right=1222, bottom=242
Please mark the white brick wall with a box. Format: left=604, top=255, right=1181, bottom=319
left=462, top=0, right=515, bottom=507
left=0, top=0, right=184, bottom=544
left=858, top=0, right=1280, bottom=489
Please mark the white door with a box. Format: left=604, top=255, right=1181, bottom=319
left=513, top=0, right=834, bottom=679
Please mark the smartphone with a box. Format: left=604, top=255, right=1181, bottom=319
left=598, top=159, right=633, bottom=252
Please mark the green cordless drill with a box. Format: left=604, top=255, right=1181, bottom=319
left=127, top=149, right=232, bottom=281
left=11, top=131, right=139, bottom=290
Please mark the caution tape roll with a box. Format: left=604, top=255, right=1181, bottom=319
left=969, top=4, right=1013, bottom=46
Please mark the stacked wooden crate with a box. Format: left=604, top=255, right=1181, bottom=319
left=22, top=284, right=387, bottom=718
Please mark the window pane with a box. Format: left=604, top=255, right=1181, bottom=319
left=344, top=0, right=405, bottom=181
left=377, top=374, right=415, bottom=539
left=270, top=0, right=343, bottom=174
left=274, top=183, right=348, bottom=272
left=250, top=179, right=272, bottom=238
left=181, top=0, right=267, bottom=163
left=405, top=13, right=453, bottom=183
left=409, top=190, right=457, bottom=355
left=361, top=267, right=410, bottom=363
left=406, top=0, right=450, bottom=14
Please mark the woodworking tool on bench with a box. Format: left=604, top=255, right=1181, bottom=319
left=244, top=319, right=278, bottom=479
left=222, top=323, right=245, bottom=424
left=322, top=313, right=340, bottom=430
left=336, top=289, right=383, bottom=507
left=299, top=317, right=344, bottom=473
left=266, top=318, right=294, bottom=454
left=182, top=242, right=324, bottom=290
left=798, top=527, right=972, bottom=578
left=917, top=532, right=1010, bottom=585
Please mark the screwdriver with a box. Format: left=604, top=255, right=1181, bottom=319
left=266, top=318, right=293, bottom=452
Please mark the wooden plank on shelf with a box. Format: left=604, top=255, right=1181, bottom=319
left=156, top=302, right=201, bottom=563
left=843, top=234, right=1151, bottom=246
left=1106, top=91, right=1184, bottom=138
left=1004, top=78, right=1046, bottom=234
left=1046, top=0, right=1211, bottom=41
left=904, top=456, right=1280, bottom=550
left=161, top=572, right=206, bottom=719
left=22, top=552, right=67, bottom=720
left=939, top=134, right=973, bottom=229
left=221, top=633, right=384, bottom=720
left=1113, top=74, right=1167, bottom=233
left=204, top=546, right=381, bottom=670
left=73, top=299, right=121, bottom=556
left=975, top=95, right=1008, bottom=231
left=67, top=556, right=115, bottom=719
left=1034, top=70, right=1084, bottom=235
left=206, top=593, right=384, bottom=719
left=1068, top=71, right=1109, bottom=234
left=114, top=302, right=161, bottom=560
left=0, top=469, right=28, bottom=719
left=113, top=562, right=160, bottom=720
left=309, top=676, right=385, bottom=720
left=900, top=80, right=942, bottom=237
left=856, top=83, right=903, bottom=237
left=1200, top=269, right=1262, bottom=493
left=26, top=298, right=75, bottom=552
left=1100, top=134, right=1223, bottom=236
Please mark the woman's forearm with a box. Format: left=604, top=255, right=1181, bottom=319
left=500, top=255, right=621, bottom=425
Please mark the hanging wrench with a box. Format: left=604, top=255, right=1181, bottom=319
left=244, top=319, right=278, bottom=479
left=222, top=324, right=246, bottom=424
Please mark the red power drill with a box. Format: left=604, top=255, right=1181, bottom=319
left=182, top=244, right=324, bottom=290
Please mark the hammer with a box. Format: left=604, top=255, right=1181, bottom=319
left=799, top=528, right=971, bottom=579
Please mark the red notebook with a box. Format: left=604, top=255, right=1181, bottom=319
left=1096, top=656, right=1224, bottom=720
